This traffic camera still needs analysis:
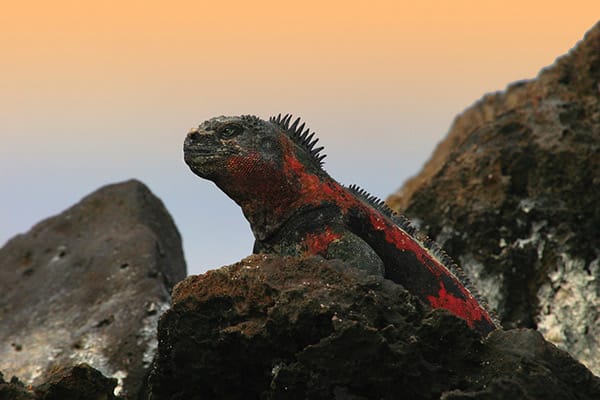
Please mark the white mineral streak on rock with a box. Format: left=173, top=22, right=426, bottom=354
left=537, top=255, right=599, bottom=375
left=140, top=298, right=171, bottom=367
left=459, top=253, right=504, bottom=314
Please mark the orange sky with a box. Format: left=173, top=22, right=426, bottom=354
left=2, top=2, right=597, bottom=160
left=1, top=1, right=598, bottom=272
left=2, top=1, right=598, bottom=107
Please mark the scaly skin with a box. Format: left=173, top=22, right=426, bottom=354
left=184, top=114, right=499, bottom=335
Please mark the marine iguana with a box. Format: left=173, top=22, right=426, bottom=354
left=184, top=114, right=499, bottom=335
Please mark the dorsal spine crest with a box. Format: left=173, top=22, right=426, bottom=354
left=270, top=114, right=327, bottom=166
left=345, top=184, right=499, bottom=324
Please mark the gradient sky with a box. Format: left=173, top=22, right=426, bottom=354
left=1, top=1, right=598, bottom=274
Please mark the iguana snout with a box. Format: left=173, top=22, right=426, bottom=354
left=183, top=117, right=250, bottom=179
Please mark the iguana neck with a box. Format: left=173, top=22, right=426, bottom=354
left=215, top=136, right=333, bottom=241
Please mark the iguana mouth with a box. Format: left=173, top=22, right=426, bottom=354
left=183, top=143, right=237, bottom=169
left=183, top=148, right=223, bottom=167
left=188, top=148, right=216, bottom=156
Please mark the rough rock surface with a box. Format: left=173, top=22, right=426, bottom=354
left=0, top=373, right=35, bottom=400
left=147, top=255, right=600, bottom=400
left=32, top=363, right=120, bottom=400
left=0, top=180, right=186, bottom=398
left=387, top=22, right=600, bottom=374
left=1, top=364, right=121, bottom=400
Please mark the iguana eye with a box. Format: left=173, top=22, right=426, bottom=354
left=219, top=124, right=243, bottom=138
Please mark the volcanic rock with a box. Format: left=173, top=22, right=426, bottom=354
left=147, top=255, right=600, bottom=399
left=0, top=372, right=35, bottom=400
left=387, top=22, right=600, bottom=374
left=0, top=180, right=186, bottom=398
left=32, top=363, right=120, bottom=400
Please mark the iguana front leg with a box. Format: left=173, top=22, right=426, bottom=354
left=323, top=230, right=385, bottom=276
left=254, top=228, right=384, bottom=277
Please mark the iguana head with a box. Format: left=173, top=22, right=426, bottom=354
left=184, top=114, right=329, bottom=239
left=185, top=115, right=272, bottom=180
left=184, top=114, right=325, bottom=176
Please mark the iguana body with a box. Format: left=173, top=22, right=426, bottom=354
left=184, top=114, right=498, bottom=335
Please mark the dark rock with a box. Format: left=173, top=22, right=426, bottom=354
left=0, top=364, right=122, bottom=400
left=147, top=255, right=600, bottom=399
left=33, top=364, right=120, bottom=400
left=0, top=180, right=186, bottom=398
left=387, top=22, right=600, bottom=374
left=0, top=372, right=36, bottom=400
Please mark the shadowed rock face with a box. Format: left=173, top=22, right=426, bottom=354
left=387, top=22, right=600, bottom=374
left=1, top=364, right=120, bottom=400
left=0, top=180, right=186, bottom=398
left=147, top=255, right=600, bottom=400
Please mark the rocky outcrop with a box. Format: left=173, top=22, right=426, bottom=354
left=1, top=364, right=120, bottom=400
left=147, top=255, right=600, bottom=399
left=0, top=180, right=186, bottom=398
left=0, top=373, right=35, bottom=400
left=387, top=22, right=600, bottom=374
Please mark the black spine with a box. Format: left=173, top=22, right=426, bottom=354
left=269, top=114, right=327, bottom=166
left=345, top=183, right=499, bottom=325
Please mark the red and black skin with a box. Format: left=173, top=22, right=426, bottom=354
left=184, top=114, right=499, bottom=335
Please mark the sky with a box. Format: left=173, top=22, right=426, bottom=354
left=1, top=1, right=598, bottom=275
